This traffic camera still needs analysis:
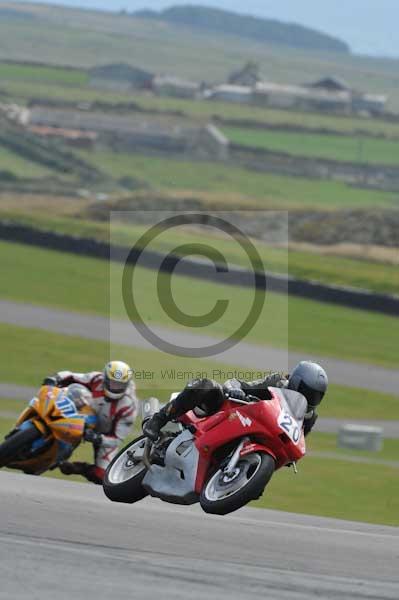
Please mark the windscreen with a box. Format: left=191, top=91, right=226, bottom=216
left=279, top=389, right=308, bottom=422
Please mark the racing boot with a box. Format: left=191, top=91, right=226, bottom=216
left=142, top=378, right=224, bottom=441
left=59, top=461, right=104, bottom=485
left=59, top=461, right=89, bottom=476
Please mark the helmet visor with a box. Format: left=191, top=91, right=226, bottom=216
left=298, top=381, right=324, bottom=408
left=105, top=377, right=128, bottom=395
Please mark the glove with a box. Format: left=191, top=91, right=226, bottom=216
left=227, top=388, right=246, bottom=401
left=84, top=429, right=103, bottom=448
left=42, top=375, right=61, bottom=387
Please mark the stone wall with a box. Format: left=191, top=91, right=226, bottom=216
left=232, top=145, right=399, bottom=192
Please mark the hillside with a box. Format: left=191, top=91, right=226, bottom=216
left=0, top=2, right=399, bottom=109
left=135, top=5, right=350, bottom=54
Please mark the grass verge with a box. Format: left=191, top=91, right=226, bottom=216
left=252, top=455, right=399, bottom=526
left=309, top=433, right=399, bottom=462
left=319, top=385, right=399, bottom=420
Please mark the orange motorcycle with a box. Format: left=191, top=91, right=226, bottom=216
left=0, top=384, right=97, bottom=475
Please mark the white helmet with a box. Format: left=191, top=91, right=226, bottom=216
left=103, top=361, right=133, bottom=401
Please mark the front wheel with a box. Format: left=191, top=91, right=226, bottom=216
left=103, top=436, right=149, bottom=504
left=0, top=425, right=41, bottom=468
left=200, top=452, right=275, bottom=516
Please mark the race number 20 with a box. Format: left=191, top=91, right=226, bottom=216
left=278, top=411, right=300, bottom=444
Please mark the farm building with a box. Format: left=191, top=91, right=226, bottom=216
left=206, top=84, right=253, bottom=104
left=152, top=75, right=200, bottom=99
left=195, top=125, right=229, bottom=161
left=88, top=63, right=154, bottom=92
left=307, top=77, right=351, bottom=92
left=27, top=126, right=97, bottom=148
left=253, top=83, right=301, bottom=110
left=253, top=82, right=352, bottom=114
left=300, top=88, right=352, bottom=114
left=352, top=93, right=387, bottom=115
left=26, top=107, right=229, bottom=159
left=228, top=62, right=261, bottom=87
left=308, top=77, right=387, bottom=115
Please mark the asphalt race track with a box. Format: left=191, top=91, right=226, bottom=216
left=1, top=472, right=398, bottom=600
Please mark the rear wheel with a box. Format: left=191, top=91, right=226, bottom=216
left=103, top=436, right=149, bottom=504
left=0, top=425, right=41, bottom=468
left=200, top=452, right=275, bottom=516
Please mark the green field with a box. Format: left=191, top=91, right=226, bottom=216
left=80, top=151, right=399, bottom=209
left=1, top=241, right=399, bottom=368
left=0, top=144, right=52, bottom=178
left=0, top=62, right=87, bottom=85
left=223, top=126, right=399, bottom=166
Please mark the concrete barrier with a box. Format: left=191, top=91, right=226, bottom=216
left=338, top=424, right=384, bottom=451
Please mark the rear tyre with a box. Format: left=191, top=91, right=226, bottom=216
left=200, top=452, right=275, bottom=516
left=103, top=436, right=149, bottom=504
left=0, top=425, right=41, bottom=468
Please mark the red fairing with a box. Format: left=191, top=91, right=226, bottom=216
left=180, top=390, right=306, bottom=493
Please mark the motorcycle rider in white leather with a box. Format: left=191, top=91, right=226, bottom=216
left=43, top=361, right=139, bottom=484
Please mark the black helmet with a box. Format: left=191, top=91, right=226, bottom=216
left=288, top=361, right=328, bottom=408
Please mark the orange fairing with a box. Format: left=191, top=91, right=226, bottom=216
left=28, top=386, right=88, bottom=445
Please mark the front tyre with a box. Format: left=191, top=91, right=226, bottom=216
left=200, top=452, right=275, bottom=516
left=0, top=425, right=41, bottom=468
left=103, top=436, right=149, bottom=504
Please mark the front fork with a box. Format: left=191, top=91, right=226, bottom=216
left=223, top=437, right=249, bottom=476
left=226, top=438, right=299, bottom=475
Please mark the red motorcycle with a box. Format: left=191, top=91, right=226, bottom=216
left=103, top=387, right=307, bottom=515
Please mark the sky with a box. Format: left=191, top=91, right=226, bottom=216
left=11, top=0, right=399, bottom=58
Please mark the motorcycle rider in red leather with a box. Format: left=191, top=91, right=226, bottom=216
left=143, top=361, right=328, bottom=442
left=43, top=361, right=139, bottom=484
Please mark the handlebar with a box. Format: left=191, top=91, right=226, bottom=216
left=226, top=394, right=261, bottom=404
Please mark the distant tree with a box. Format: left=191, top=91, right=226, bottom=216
left=135, top=6, right=350, bottom=54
